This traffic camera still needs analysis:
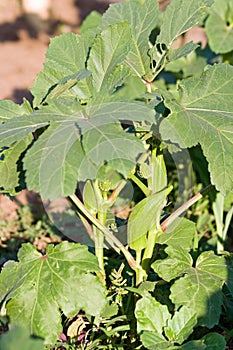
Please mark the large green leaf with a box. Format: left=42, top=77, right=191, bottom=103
left=0, top=97, right=154, bottom=199
left=159, top=63, right=233, bottom=195
left=101, top=0, right=160, bottom=78
left=0, top=242, right=106, bottom=344
left=170, top=251, right=228, bottom=328
left=205, top=0, right=233, bottom=54
left=152, top=245, right=193, bottom=282
left=87, top=22, right=131, bottom=92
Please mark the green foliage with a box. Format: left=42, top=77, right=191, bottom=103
left=0, top=0, right=233, bottom=348
left=0, top=242, right=106, bottom=344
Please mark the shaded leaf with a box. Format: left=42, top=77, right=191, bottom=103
left=157, top=217, right=196, bottom=249
left=179, top=340, right=206, bottom=349
left=202, top=332, right=226, bottom=350
left=160, top=63, right=233, bottom=195
left=0, top=324, right=44, bottom=350
left=164, top=306, right=197, bottom=344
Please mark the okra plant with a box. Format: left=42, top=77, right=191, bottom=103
left=0, top=0, right=233, bottom=349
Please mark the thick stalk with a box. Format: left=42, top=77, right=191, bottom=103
left=142, top=150, right=167, bottom=271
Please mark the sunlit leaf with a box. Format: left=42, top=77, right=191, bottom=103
left=205, top=0, right=233, bottom=54
left=160, top=63, right=233, bottom=195
left=101, top=0, right=160, bottom=78
left=0, top=242, right=106, bottom=344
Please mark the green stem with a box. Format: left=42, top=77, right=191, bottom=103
left=141, top=228, right=161, bottom=273
left=69, top=194, right=140, bottom=273
left=128, top=173, right=149, bottom=197
left=93, top=225, right=105, bottom=281
left=135, top=249, right=146, bottom=285
left=95, top=188, right=108, bottom=280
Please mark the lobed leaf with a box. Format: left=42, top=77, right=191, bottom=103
left=0, top=96, right=154, bottom=199
left=170, top=251, right=228, bottom=328
left=160, top=63, right=233, bottom=195
left=101, top=0, right=160, bottom=78
left=0, top=242, right=106, bottom=344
